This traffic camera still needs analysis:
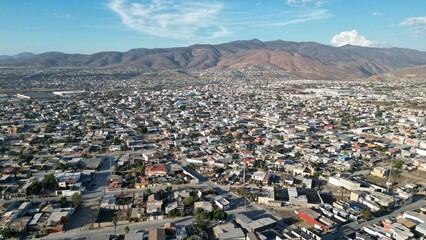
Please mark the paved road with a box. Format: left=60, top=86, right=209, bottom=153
left=63, top=160, right=219, bottom=232
left=104, top=182, right=208, bottom=195
left=1, top=157, right=113, bottom=205
left=0, top=195, right=62, bottom=205
left=64, top=156, right=113, bottom=231
left=44, top=160, right=270, bottom=239
left=44, top=205, right=261, bottom=240
left=33, top=150, right=144, bottom=159
left=322, top=198, right=426, bottom=240
left=46, top=216, right=192, bottom=240
left=36, top=153, right=274, bottom=239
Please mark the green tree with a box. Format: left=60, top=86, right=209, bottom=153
left=137, top=125, right=147, bottom=134
left=19, top=153, right=33, bottom=162
left=60, top=196, right=69, bottom=208
left=42, top=173, right=58, bottom=193
left=360, top=209, right=373, bottom=220
left=56, top=162, right=65, bottom=170
left=192, top=218, right=207, bottom=234
left=380, top=205, right=389, bottom=212
left=272, top=145, right=281, bottom=152
left=167, top=209, right=178, bottom=218
left=294, top=151, right=303, bottom=158
left=0, top=146, right=7, bottom=154
left=194, top=210, right=208, bottom=222
left=112, top=165, right=117, bottom=175
left=394, top=160, right=405, bottom=170
left=124, top=226, right=130, bottom=234
left=111, top=137, right=121, bottom=145
left=26, top=181, right=42, bottom=196
left=179, top=209, right=185, bottom=217
left=72, top=193, right=82, bottom=208
left=13, top=167, right=20, bottom=179
left=158, top=194, right=167, bottom=206
left=112, top=217, right=118, bottom=235
left=220, top=211, right=227, bottom=220
left=0, top=228, right=12, bottom=239
left=211, top=207, right=227, bottom=220
left=38, top=203, right=46, bottom=212
left=183, top=196, right=195, bottom=207
left=146, top=188, right=152, bottom=196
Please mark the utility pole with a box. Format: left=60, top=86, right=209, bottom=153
left=110, top=156, right=112, bottom=176
left=243, top=160, right=247, bottom=210
left=387, top=155, right=394, bottom=194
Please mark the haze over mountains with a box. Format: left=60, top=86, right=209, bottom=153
left=0, top=52, right=35, bottom=60
left=1, top=39, right=426, bottom=80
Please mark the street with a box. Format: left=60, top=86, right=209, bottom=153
left=43, top=158, right=273, bottom=239
left=44, top=204, right=264, bottom=239
left=64, top=156, right=113, bottom=231
left=322, top=198, right=426, bottom=240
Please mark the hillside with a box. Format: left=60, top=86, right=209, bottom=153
left=2, top=39, right=426, bottom=79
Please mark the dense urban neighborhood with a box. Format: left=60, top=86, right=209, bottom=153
left=0, top=73, right=426, bottom=240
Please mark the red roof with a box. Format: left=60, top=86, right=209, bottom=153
left=145, top=164, right=168, bottom=174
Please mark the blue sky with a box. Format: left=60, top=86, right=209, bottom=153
left=0, top=0, right=425, bottom=55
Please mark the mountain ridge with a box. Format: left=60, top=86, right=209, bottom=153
left=0, top=52, right=35, bottom=60
left=1, top=39, right=426, bottom=79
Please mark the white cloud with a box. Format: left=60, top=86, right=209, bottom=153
left=107, top=0, right=229, bottom=40
left=372, top=11, right=383, bottom=17
left=398, top=16, right=426, bottom=35
left=330, top=30, right=375, bottom=47
left=286, top=0, right=326, bottom=7
left=211, top=26, right=230, bottom=38
left=241, top=9, right=330, bottom=28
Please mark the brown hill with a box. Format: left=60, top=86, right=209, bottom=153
left=364, top=64, right=426, bottom=81
left=2, top=39, right=426, bottom=79
left=390, top=65, right=426, bottom=78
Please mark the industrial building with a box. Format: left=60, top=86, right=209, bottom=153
left=213, top=222, right=245, bottom=240
left=52, top=90, right=85, bottom=96
left=16, top=92, right=54, bottom=100
left=328, top=176, right=361, bottom=191
left=235, top=213, right=277, bottom=232
left=296, top=208, right=327, bottom=232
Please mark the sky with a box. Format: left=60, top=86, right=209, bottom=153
left=0, top=0, right=426, bottom=55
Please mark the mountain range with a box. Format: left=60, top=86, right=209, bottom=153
left=1, top=39, right=426, bottom=80
left=0, top=52, right=35, bottom=60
